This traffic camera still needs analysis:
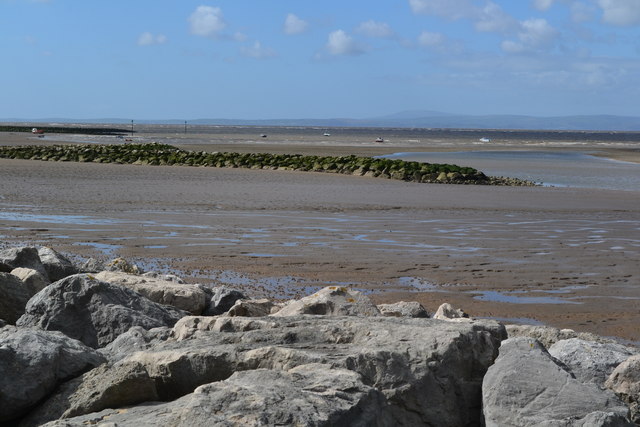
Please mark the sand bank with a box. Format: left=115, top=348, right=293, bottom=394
left=1, top=128, right=639, bottom=341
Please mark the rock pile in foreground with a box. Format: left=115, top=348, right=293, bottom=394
left=1, top=246, right=638, bottom=426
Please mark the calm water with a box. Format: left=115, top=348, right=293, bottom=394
left=382, top=151, right=640, bottom=191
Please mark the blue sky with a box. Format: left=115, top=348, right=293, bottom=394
left=2, top=0, right=639, bottom=120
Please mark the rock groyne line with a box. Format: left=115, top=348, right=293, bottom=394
left=0, top=142, right=537, bottom=186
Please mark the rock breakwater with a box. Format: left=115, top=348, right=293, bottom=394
left=0, top=142, right=538, bottom=186
left=1, top=246, right=636, bottom=426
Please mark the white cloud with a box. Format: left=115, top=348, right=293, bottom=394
left=502, top=18, right=559, bottom=53
left=418, top=31, right=446, bottom=47
left=408, top=0, right=475, bottom=20
left=189, top=6, right=226, bottom=37
left=597, top=0, right=640, bottom=26
left=475, top=2, right=518, bottom=33
left=284, top=13, right=308, bottom=35
left=240, top=41, right=276, bottom=59
left=355, top=20, right=394, bottom=38
left=326, top=30, right=366, bottom=56
left=533, top=0, right=555, bottom=11
left=571, top=1, right=596, bottom=23
left=137, top=32, right=167, bottom=46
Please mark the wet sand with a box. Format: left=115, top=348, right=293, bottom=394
left=1, top=128, right=639, bottom=342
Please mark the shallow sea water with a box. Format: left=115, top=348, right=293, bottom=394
left=382, top=151, right=640, bottom=191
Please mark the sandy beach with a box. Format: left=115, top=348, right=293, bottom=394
left=1, top=127, right=639, bottom=342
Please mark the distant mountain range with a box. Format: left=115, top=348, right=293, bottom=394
left=3, top=110, right=640, bottom=131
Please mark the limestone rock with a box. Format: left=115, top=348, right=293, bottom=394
left=482, top=337, right=631, bottom=426
left=20, top=361, right=158, bottom=426
left=0, top=326, right=106, bottom=422
left=548, top=338, right=637, bottom=387
left=16, top=274, right=187, bottom=348
left=506, top=324, right=608, bottom=349
left=95, top=271, right=206, bottom=315
left=141, top=271, right=185, bottom=283
left=0, top=246, right=47, bottom=278
left=37, top=246, right=78, bottom=282
left=273, top=286, right=381, bottom=317
left=377, top=301, right=429, bottom=318
left=79, top=257, right=104, bottom=273
left=41, top=365, right=387, bottom=427
left=605, top=354, right=640, bottom=424
left=201, top=286, right=246, bottom=316
left=99, top=326, right=173, bottom=363
left=71, top=315, right=505, bottom=426
left=0, top=272, right=31, bottom=324
left=104, top=257, right=142, bottom=274
left=226, top=298, right=275, bottom=317
left=11, top=267, right=49, bottom=296
left=433, top=302, right=470, bottom=321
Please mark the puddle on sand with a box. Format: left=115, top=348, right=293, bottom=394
left=471, top=290, right=582, bottom=305
left=72, top=242, right=122, bottom=257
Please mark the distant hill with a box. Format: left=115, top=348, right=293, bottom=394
left=2, top=112, right=640, bottom=131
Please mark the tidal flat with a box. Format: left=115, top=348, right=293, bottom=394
left=0, top=125, right=638, bottom=341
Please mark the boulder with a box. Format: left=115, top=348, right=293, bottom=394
left=16, top=274, right=187, bottom=348
left=0, top=272, right=31, bottom=324
left=273, top=286, right=381, bottom=317
left=433, top=303, right=470, bottom=321
left=0, top=246, right=47, bottom=278
left=141, top=271, right=185, bottom=283
left=226, top=298, right=276, bottom=317
left=482, top=337, right=631, bottom=426
left=19, top=361, right=158, bottom=427
left=104, top=257, right=142, bottom=274
left=37, top=246, right=78, bottom=282
left=79, top=257, right=104, bottom=273
left=99, top=326, right=173, bottom=363
left=53, top=315, right=505, bottom=426
left=41, top=364, right=387, bottom=426
left=605, top=354, right=640, bottom=424
left=377, top=301, right=429, bottom=318
left=506, top=324, right=607, bottom=349
left=95, top=271, right=207, bottom=315
left=202, top=286, right=246, bottom=315
left=548, top=338, right=637, bottom=387
left=0, top=326, right=106, bottom=422
left=11, top=267, right=49, bottom=295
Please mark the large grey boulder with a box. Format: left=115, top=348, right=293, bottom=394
left=20, top=361, right=158, bottom=427
left=46, top=315, right=505, bottom=426
left=482, top=337, right=632, bottom=426
left=0, top=246, right=47, bottom=277
left=0, top=272, right=32, bottom=323
left=506, top=324, right=608, bottom=349
left=605, top=354, right=640, bottom=424
left=548, top=338, right=637, bottom=387
left=0, top=326, right=106, bottom=422
left=95, top=271, right=207, bottom=315
left=202, top=286, right=247, bottom=315
left=273, top=286, right=381, bottom=317
left=41, top=364, right=387, bottom=427
left=37, top=246, right=78, bottom=282
left=99, top=326, right=173, bottom=363
left=377, top=301, right=429, bottom=318
left=16, top=274, right=187, bottom=348
left=226, top=298, right=277, bottom=317
left=11, top=267, right=50, bottom=295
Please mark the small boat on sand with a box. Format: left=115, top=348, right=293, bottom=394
left=375, top=137, right=384, bottom=143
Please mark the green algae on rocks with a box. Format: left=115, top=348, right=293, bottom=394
left=0, top=142, right=537, bottom=186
